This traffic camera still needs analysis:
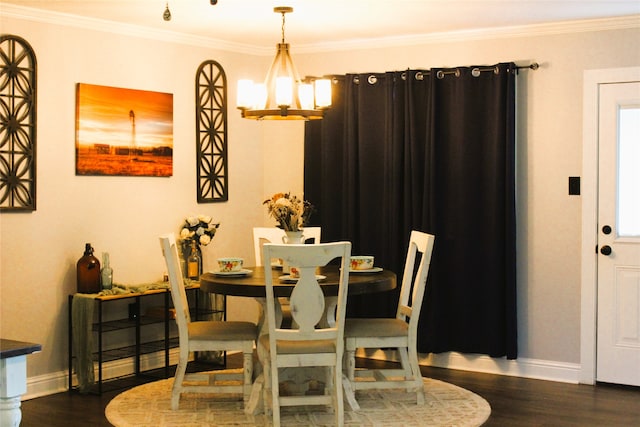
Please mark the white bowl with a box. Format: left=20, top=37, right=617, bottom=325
left=350, top=256, right=374, bottom=270
left=217, top=257, right=244, bottom=272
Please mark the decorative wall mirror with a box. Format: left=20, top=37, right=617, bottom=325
left=0, top=34, right=37, bottom=212
left=196, top=60, right=228, bottom=203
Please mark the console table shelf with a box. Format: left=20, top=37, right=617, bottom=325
left=68, top=284, right=225, bottom=394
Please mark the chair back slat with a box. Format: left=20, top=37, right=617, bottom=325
left=289, top=268, right=326, bottom=333
left=263, top=242, right=351, bottom=341
left=397, top=231, right=435, bottom=332
left=159, top=234, right=191, bottom=337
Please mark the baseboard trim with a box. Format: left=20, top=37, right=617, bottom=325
left=356, top=349, right=581, bottom=384
left=26, top=349, right=581, bottom=399
left=25, top=348, right=182, bottom=400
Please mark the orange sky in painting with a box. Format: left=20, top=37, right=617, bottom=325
left=76, top=83, right=173, bottom=149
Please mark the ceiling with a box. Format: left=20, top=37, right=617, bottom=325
left=3, top=0, right=640, bottom=52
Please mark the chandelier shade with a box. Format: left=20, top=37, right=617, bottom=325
left=237, top=6, right=331, bottom=120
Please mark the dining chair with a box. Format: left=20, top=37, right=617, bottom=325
left=260, top=241, right=351, bottom=427
left=344, top=230, right=435, bottom=406
left=253, top=226, right=321, bottom=328
left=159, top=233, right=258, bottom=410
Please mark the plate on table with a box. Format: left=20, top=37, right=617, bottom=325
left=279, top=274, right=326, bottom=283
left=347, top=267, right=383, bottom=274
left=271, top=261, right=283, bottom=269
left=211, top=269, right=253, bottom=277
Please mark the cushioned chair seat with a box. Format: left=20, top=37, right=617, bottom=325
left=345, top=318, right=408, bottom=338
left=259, top=335, right=337, bottom=354
left=189, top=321, right=257, bottom=341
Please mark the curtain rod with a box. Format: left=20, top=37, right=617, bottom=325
left=321, top=62, right=540, bottom=83
left=516, top=63, right=539, bottom=70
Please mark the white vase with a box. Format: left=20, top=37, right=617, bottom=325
left=282, top=230, right=305, bottom=273
left=282, top=230, right=305, bottom=244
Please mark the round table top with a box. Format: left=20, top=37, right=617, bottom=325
left=199, top=265, right=396, bottom=298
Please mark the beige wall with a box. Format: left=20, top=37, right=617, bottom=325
left=1, top=9, right=639, bottom=392
left=295, top=26, right=640, bottom=364
left=0, top=15, right=272, bottom=380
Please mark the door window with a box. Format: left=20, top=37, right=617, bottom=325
left=618, top=106, right=640, bottom=237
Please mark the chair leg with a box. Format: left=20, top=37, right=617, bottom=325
left=398, top=347, right=412, bottom=380
left=246, top=374, right=263, bottom=416
left=345, top=347, right=356, bottom=383
left=262, top=355, right=281, bottom=427
left=408, top=346, right=425, bottom=405
left=334, top=366, right=344, bottom=426
left=171, top=350, right=188, bottom=410
left=262, top=358, right=271, bottom=420
left=269, top=361, right=281, bottom=427
left=342, top=373, right=360, bottom=411
left=325, top=365, right=334, bottom=397
left=243, top=349, right=254, bottom=405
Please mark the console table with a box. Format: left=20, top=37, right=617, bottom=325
left=0, top=339, right=42, bottom=427
left=68, top=283, right=225, bottom=394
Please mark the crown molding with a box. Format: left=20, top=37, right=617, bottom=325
left=295, top=14, right=640, bottom=54
left=2, top=4, right=638, bottom=56
left=0, top=4, right=263, bottom=55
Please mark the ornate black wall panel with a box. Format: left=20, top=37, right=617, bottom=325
left=0, top=34, right=37, bottom=211
left=196, top=60, right=228, bottom=203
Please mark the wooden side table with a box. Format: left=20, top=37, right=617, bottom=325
left=0, top=339, right=41, bottom=427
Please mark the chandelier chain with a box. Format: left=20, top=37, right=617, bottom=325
left=281, top=11, right=286, bottom=44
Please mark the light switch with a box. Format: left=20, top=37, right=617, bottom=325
left=569, top=177, right=580, bottom=195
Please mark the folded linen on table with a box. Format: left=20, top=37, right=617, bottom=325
left=71, top=293, right=96, bottom=393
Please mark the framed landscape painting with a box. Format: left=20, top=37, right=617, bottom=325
left=75, top=83, right=173, bottom=176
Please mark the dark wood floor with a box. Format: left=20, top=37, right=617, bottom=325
left=20, top=354, right=640, bottom=426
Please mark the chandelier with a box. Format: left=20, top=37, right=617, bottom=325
left=237, top=6, right=331, bottom=120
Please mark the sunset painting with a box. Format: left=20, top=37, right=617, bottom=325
left=75, top=83, right=173, bottom=176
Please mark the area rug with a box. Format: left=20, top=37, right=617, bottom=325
left=105, top=371, right=490, bottom=426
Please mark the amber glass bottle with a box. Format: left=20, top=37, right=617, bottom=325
left=77, top=243, right=101, bottom=293
left=187, top=240, right=201, bottom=280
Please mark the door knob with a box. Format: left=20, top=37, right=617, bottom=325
left=600, top=245, right=612, bottom=256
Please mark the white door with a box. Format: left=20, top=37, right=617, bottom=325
left=596, top=81, right=640, bottom=386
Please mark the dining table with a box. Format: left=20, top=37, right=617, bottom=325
left=200, top=264, right=396, bottom=329
left=199, top=264, right=397, bottom=414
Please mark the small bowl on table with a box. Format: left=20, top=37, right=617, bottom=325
left=217, top=257, right=244, bottom=273
left=289, top=266, right=301, bottom=278
left=350, top=256, right=374, bottom=271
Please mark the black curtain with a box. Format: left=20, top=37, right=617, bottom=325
left=304, top=63, right=517, bottom=359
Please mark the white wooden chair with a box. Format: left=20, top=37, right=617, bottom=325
left=253, top=227, right=321, bottom=328
left=159, top=233, right=258, bottom=410
left=344, top=230, right=435, bottom=406
left=260, top=242, right=351, bottom=427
